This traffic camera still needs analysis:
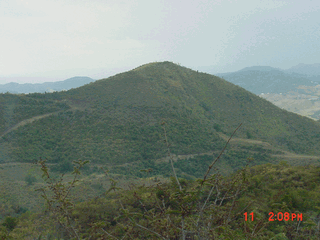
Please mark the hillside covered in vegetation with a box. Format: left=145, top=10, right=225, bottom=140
left=1, top=61, right=320, bottom=170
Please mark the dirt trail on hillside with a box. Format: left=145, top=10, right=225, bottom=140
left=1, top=112, right=319, bottom=165
left=0, top=109, right=66, bottom=139
left=137, top=132, right=320, bottom=167
left=271, top=150, right=320, bottom=160
left=0, top=99, right=85, bottom=139
left=218, top=132, right=272, bottom=148
left=218, top=132, right=320, bottom=161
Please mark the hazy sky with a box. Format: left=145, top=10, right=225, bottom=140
left=1, top=0, right=319, bottom=83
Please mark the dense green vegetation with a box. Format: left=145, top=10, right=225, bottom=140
left=0, top=93, right=69, bottom=135
left=107, top=149, right=279, bottom=179
left=1, top=154, right=320, bottom=239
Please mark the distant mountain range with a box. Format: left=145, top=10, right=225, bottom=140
left=213, top=65, right=320, bottom=95
left=285, top=63, right=320, bottom=76
left=0, top=76, right=96, bottom=94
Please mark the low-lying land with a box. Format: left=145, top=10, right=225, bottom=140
left=259, top=85, right=320, bottom=120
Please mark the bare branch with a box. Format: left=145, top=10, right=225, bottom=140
left=202, top=123, right=242, bottom=185
left=100, top=228, right=120, bottom=240
left=120, top=200, right=167, bottom=240
left=162, top=121, right=182, bottom=191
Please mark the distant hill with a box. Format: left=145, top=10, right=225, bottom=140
left=1, top=61, right=320, bottom=174
left=215, top=66, right=318, bottom=95
left=284, top=63, right=320, bottom=76
left=0, top=76, right=96, bottom=94
left=236, top=66, right=283, bottom=73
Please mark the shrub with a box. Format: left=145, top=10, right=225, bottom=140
left=51, top=160, right=73, bottom=173
left=213, top=123, right=222, bottom=132
left=24, top=174, right=37, bottom=186
left=1, top=216, right=18, bottom=231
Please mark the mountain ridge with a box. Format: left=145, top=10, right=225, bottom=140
left=284, top=63, right=320, bottom=76
left=235, top=66, right=283, bottom=73
left=215, top=68, right=318, bottom=95
left=0, top=76, right=96, bottom=94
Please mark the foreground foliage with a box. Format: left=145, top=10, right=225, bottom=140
left=3, top=161, right=320, bottom=239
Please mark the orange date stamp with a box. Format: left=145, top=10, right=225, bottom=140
left=244, top=212, right=303, bottom=221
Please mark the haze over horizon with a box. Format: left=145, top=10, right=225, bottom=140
left=1, top=0, right=319, bottom=84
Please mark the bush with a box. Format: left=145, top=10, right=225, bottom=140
left=25, top=174, right=37, bottom=186
left=214, top=123, right=222, bottom=132
left=51, top=160, right=73, bottom=174
left=1, top=216, right=18, bottom=231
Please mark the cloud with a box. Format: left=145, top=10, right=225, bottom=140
left=0, top=0, right=319, bottom=78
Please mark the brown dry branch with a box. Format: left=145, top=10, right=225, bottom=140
left=34, top=157, right=84, bottom=239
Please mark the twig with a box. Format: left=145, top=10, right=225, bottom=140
left=100, top=228, right=120, bottom=240
left=119, top=200, right=167, bottom=240
left=161, top=121, right=182, bottom=191
left=202, top=123, right=242, bottom=186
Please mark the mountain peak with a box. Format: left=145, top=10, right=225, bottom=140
left=132, top=61, right=180, bottom=72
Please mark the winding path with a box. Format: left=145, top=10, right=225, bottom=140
left=0, top=109, right=66, bottom=139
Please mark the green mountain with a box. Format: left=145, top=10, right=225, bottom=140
left=1, top=61, right=320, bottom=172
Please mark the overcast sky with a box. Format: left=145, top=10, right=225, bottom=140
left=0, top=0, right=319, bottom=84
